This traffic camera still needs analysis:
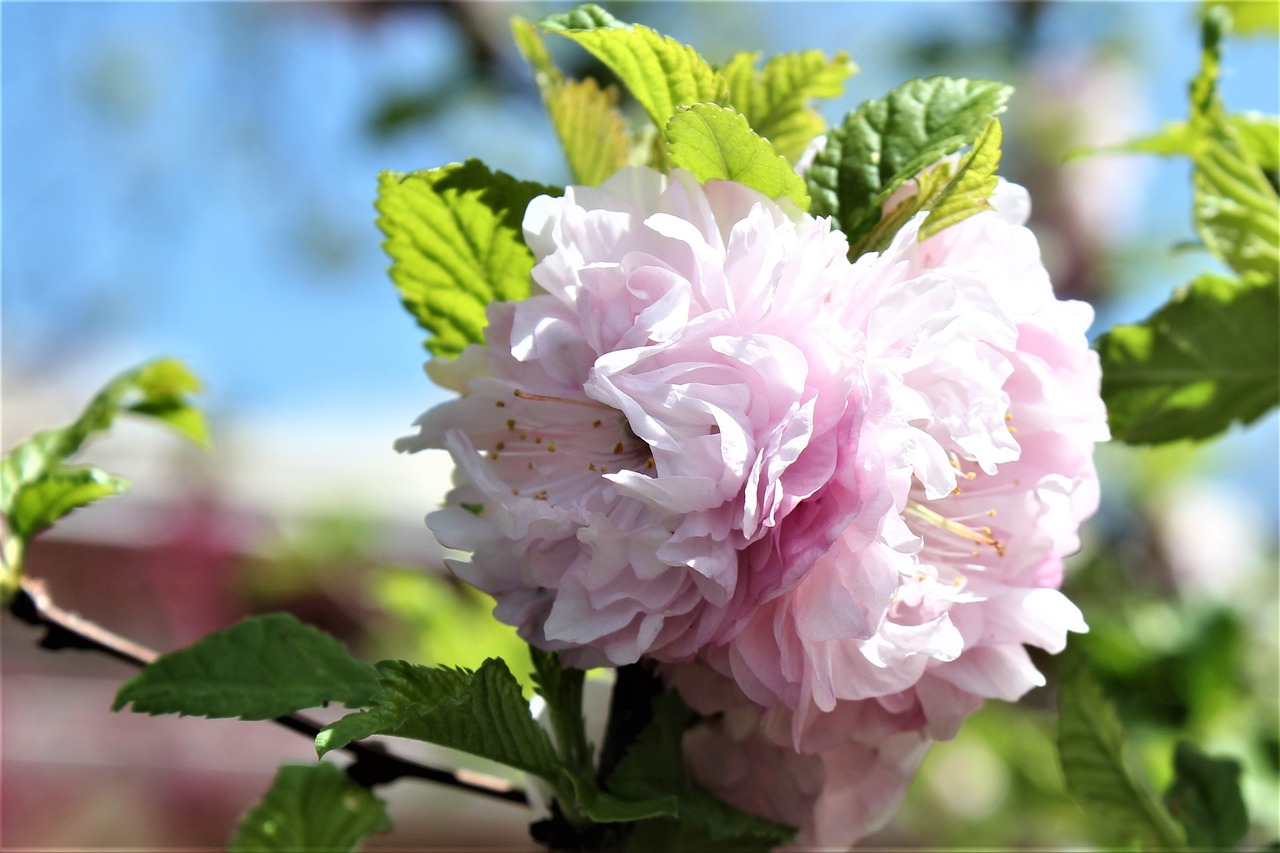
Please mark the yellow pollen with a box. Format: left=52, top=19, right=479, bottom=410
left=1008, top=426, right=1018, bottom=434
left=495, top=400, right=505, bottom=408
left=519, top=432, right=527, bottom=440
left=506, top=419, right=516, bottom=431
left=547, top=442, right=557, bottom=452
left=953, top=577, right=964, bottom=586
left=613, top=442, right=624, bottom=454
left=511, top=488, right=520, bottom=496
left=588, top=462, right=597, bottom=471
left=1004, top=412, right=1013, bottom=422
left=645, top=457, right=656, bottom=469
left=592, top=419, right=602, bottom=428
left=534, top=436, right=542, bottom=444
left=965, top=471, right=977, bottom=480
left=495, top=441, right=505, bottom=451
left=599, top=465, right=609, bottom=474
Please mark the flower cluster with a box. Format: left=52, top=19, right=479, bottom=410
left=401, top=165, right=1107, bottom=846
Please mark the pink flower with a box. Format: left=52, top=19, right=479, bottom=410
left=667, top=179, right=1107, bottom=846
left=402, top=165, right=1106, bottom=845
left=400, top=167, right=882, bottom=669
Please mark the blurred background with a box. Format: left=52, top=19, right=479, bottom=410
left=2, top=1, right=1276, bottom=849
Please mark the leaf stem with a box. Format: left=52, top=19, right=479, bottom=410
left=7, top=576, right=530, bottom=807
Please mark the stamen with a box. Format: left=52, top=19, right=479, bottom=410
left=513, top=389, right=614, bottom=411
left=906, top=499, right=1006, bottom=557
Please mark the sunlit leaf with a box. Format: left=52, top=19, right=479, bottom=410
left=1058, top=664, right=1187, bottom=849
left=665, top=103, right=809, bottom=208
left=539, top=4, right=728, bottom=130
left=719, top=49, right=856, bottom=162
left=1, top=357, right=206, bottom=517
left=1097, top=273, right=1279, bottom=444
left=228, top=763, right=391, bottom=852
left=513, top=17, right=631, bottom=186
left=113, top=613, right=379, bottom=720
left=378, top=161, right=557, bottom=358
left=6, top=466, right=128, bottom=541
left=807, top=76, right=1011, bottom=250
left=1214, top=0, right=1280, bottom=34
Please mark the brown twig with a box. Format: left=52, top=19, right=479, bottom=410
left=9, top=576, right=529, bottom=806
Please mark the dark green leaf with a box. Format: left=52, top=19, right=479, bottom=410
left=665, top=104, right=809, bottom=208
left=539, top=4, right=728, bottom=131
left=316, top=658, right=560, bottom=782
left=6, top=466, right=128, bottom=540
left=113, top=613, right=379, bottom=720
left=606, top=692, right=796, bottom=844
left=1058, top=663, right=1187, bottom=849
left=228, top=763, right=391, bottom=852
left=1164, top=741, right=1249, bottom=849
left=378, top=161, right=557, bottom=358
left=1097, top=273, right=1279, bottom=444
left=719, top=50, right=856, bottom=163
left=807, top=76, right=1011, bottom=248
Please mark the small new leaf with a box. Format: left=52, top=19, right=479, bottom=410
left=539, top=4, right=728, bottom=131
left=1164, top=741, right=1249, bottom=849
left=1, top=357, right=207, bottom=517
left=316, top=658, right=561, bottom=783
left=528, top=647, right=592, bottom=776
left=6, top=466, right=128, bottom=541
left=719, top=50, right=856, bottom=163
left=378, top=161, right=557, bottom=358
left=1058, top=664, right=1186, bottom=850
left=807, top=76, right=1011, bottom=246
left=228, top=763, right=391, bottom=852
left=665, top=104, right=809, bottom=208
left=513, top=18, right=631, bottom=186
left=113, top=613, right=380, bottom=720
left=1097, top=273, right=1279, bottom=444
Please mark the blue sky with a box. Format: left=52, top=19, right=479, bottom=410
left=3, top=3, right=1277, bottom=501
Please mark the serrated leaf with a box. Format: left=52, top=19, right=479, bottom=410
left=1164, top=741, right=1249, bottom=848
left=807, top=76, right=1011, bottom=248
left=920, top=118, right=1003, bottom=238
left=513, top=18, right=632, bottom=186
left=7, top=466, right=128, bottom=540
left=113, top=613, right=379, bottom=720
left=1, top=357, right=206, bottom=517
left=228, top=763, right=391, bottom=852
left=665, top=104, right=809, bottom=208
left=378, top=161, right=557, bottom=358
left=1058, top=664, right=1187, bottom=849
left=1097, top=273, right=1279, bottom=444
left=606, top=692, right=796, bottom=844
left=539, top=4, right=728, bottom=131
left=1234, top=112, right=1280, bottom=173
left=316, top=658, right=560, bottom=783
left=1190, top=8, right=1280, bottom=276
left=719, top=50, right=856, bottom=163
left=529, top=647, right=592, bottom=775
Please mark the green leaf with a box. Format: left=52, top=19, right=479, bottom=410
left=529, top=648, right=592, bottom=776
left=1190, top=8, right=1280, bottom=276
left=316, top=658, right=560, bottom=782
left=228, top=763, right=391, bottom=852
left=919, top=118, right=1003, bottom=238
left=606, top=692, right=796, bottom=844
left=1234, top=112, right=1280, bottom=173
left=719, top=50, right=856, bottom=163
left=378, top=161, right=557, bottom=358
left=539, top=4, right=729, bottom=131
left=665, top=104, right=809, bottom=208
left=6, top=466, right=128, bottom=541
left=113, top=613, right=380, bottom=720
left=1214, top=0, right=1280, bottom=34
left=1058, top=664, right=1187, bottom=849
left=807, top=76, right=1011, bottom=247
left=1097, top=273, right=1279, bottom=444
left=513, top=18, right=632, bottom=186
left=1, top=357, right=206, bottom=517
left=1164, top=741, right=1249, bottom=849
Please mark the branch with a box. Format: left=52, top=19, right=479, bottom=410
left=9, top=576, right=529, bottom=807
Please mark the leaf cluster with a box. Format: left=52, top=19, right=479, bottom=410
left=1091, top=6, right=1279, bottom=445
left=0, top=358, right=207, bottom=601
